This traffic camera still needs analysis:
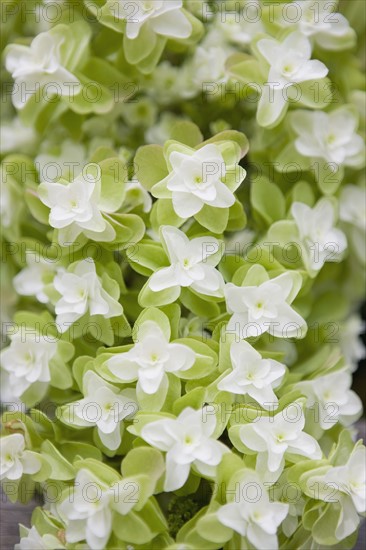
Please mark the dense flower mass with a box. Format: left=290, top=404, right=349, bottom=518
left=1, top=1, right=365, bottom=549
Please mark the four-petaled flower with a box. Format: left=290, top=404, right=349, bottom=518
left=152, top=143, right=244, bottom=218
left=0, top=332, right=56, bottom=397
left=140, top=407, right=228, bottom=491
left=256, top=32, right=328, bottom=127
left=53, top=258, right=123, bottom=331
left=58, top=468, right=140, bottom=549
left=0, top=434, right=41, bottom=481
left=38, top=167, right=116, bottom=245
left=148, top=226, right=225, bottom=299
left=5, top=30, right=80, bottom=109
left=107, top=320, right=195, bottom=399
left=238, top=404, right=322, bottom=474
left=290, top=107, right=365, bottom=167
left=224, top=272, right=306, bottom=339
left=218, top=340, right=286, bottom=409
left=109, top=0, right=192, bottom=40
left=217, top=470, right=289, bottom=549
left=291, top=198, right=347, bottom=273
left=59, top=371, right=138, bottom=451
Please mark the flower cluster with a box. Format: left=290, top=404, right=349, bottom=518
left=1, top=1, right=365, bottom=549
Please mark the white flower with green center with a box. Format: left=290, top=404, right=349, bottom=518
left=140, top=407, right=228, bottom=491
left=306, top=445, right=365, bottom=541
left=0, top=333, right=56, bottom=397
left=256, top=32, right=328, bottom=127
left=224, top=272, right=306, bottom=339
left=217, top=470, right=289, bottom=549
left=107, top=320, right=195, bottom=395
left=295, top=369, right=362, bottom=430
left=218, top=340, right=285, bottom=410
left=60, top=371, right=138, bottom=451
left=161, top=144, right=237, bottom=218
left=14, top=254, right=62, bottom=304
left=53, top=258, right=123, bottom=331
left=112, top=0, right=192, bottom=40
left=281, top=1, right=355, bottom=50
left=58, top=468, right=139, bottom=549
left=5, top=30, right=80, bottom=109
left=0, top=434, right=41, bottom=481
left=290, top=107, right=364, bottom=166
left=291, top=198, right=347, bottom=272
left=38, top=167, right=116, bottom=245
left=15, top=526, right=64, bottom=550
left=148, top=226, right=225, bottom=298
left=340, top=185, right=366, bottom=265
left=239, top=404, right=322, bottom=474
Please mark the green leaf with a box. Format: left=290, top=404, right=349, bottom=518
left=134, top=145, right=168, bottom=190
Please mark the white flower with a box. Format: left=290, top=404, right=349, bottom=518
left=257, top=32, right=328, bottom=126
left=214, top=2, right=264, bottom=46
left=324, top=445, right=366, bottom=513
left=190, top=46, right=229, bottom=90
left=340, top=314, right=366, bottom=372
left=140, top=407, right=228, bottom=491
left=53, top=258, right=123, bottom=331
left=224, top=272, right=306, bottom=339
left=15, top=526, right=63, bottom=550
left=0, top=332, right=56, bottom=397
left=218, top=340, right=285, bottom=410
left=0, top=118, right=36, bottom=155
left=14, top=254, right=62, bottom=304
left=283, top=1, right=354, bottom=50
left=38, top=167, right=116, bottom=245
left=63, top=371, right=138, bottom=451
left=290, top=108, right=365, bottom=167
left=239, top=404, right=322, bottom=474
left=107, top=320, right=195, bottom=395
left=0, top=434, right=41, bottom=481
left=306, top=445, right=365, bottom=541
left=217, top=470, right=289, bottom=549
left=59, top=468, right=139, bottom=549
left=148, top=226, right=225, bottom=298
left=291, top=198, right=347, bottom=273
left=5, top=30, right=80, bottom=109
left=296, top=369, right=362, bottom=430
left=163, top=144, right=238, bottom=218
left=112, top=0, right=192, bottom=40
left=340, top=185, right=366, bottom=265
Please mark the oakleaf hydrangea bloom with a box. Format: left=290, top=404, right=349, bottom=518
left=238, top=404, right=322, bottom=475
left=225, top=272, right=306, bottom=338
left=5, top=29, right=80, bottom=109
left=256, top=32, right=328, bottom=127
left=218, top=340, right=286, bottom=409
left=107, top=320, right=195, bottom=400
left=15, top=526, right=64, bottom=550
left=340, top=314, right=366, bottom=372
left=13, top=254, right=62, bottom=304
left=38, top=167, right=117, bottom=245
left=290, top=107, right=365, bottom=167
left=152, top=143, right=245, bottom=218
left=216, top=470, right=289, bottom=549
left=58, top=371, right=138, bottom=450
left=291, top=198, right=347, bottom=274
left=58, top=467, right=141, bottom=549
left=140, top=407, right=229, bottom=491
left=52, top=258, right=123, bottom=331
left=296, top=369, right=362, bottom=430
left=278, top=0, right=356, bottom=50
left=0, top=332, right=56, bottom=397
left=147, top=226, right=225, bottom=299
left=0, top=434, right=41, bottom=481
